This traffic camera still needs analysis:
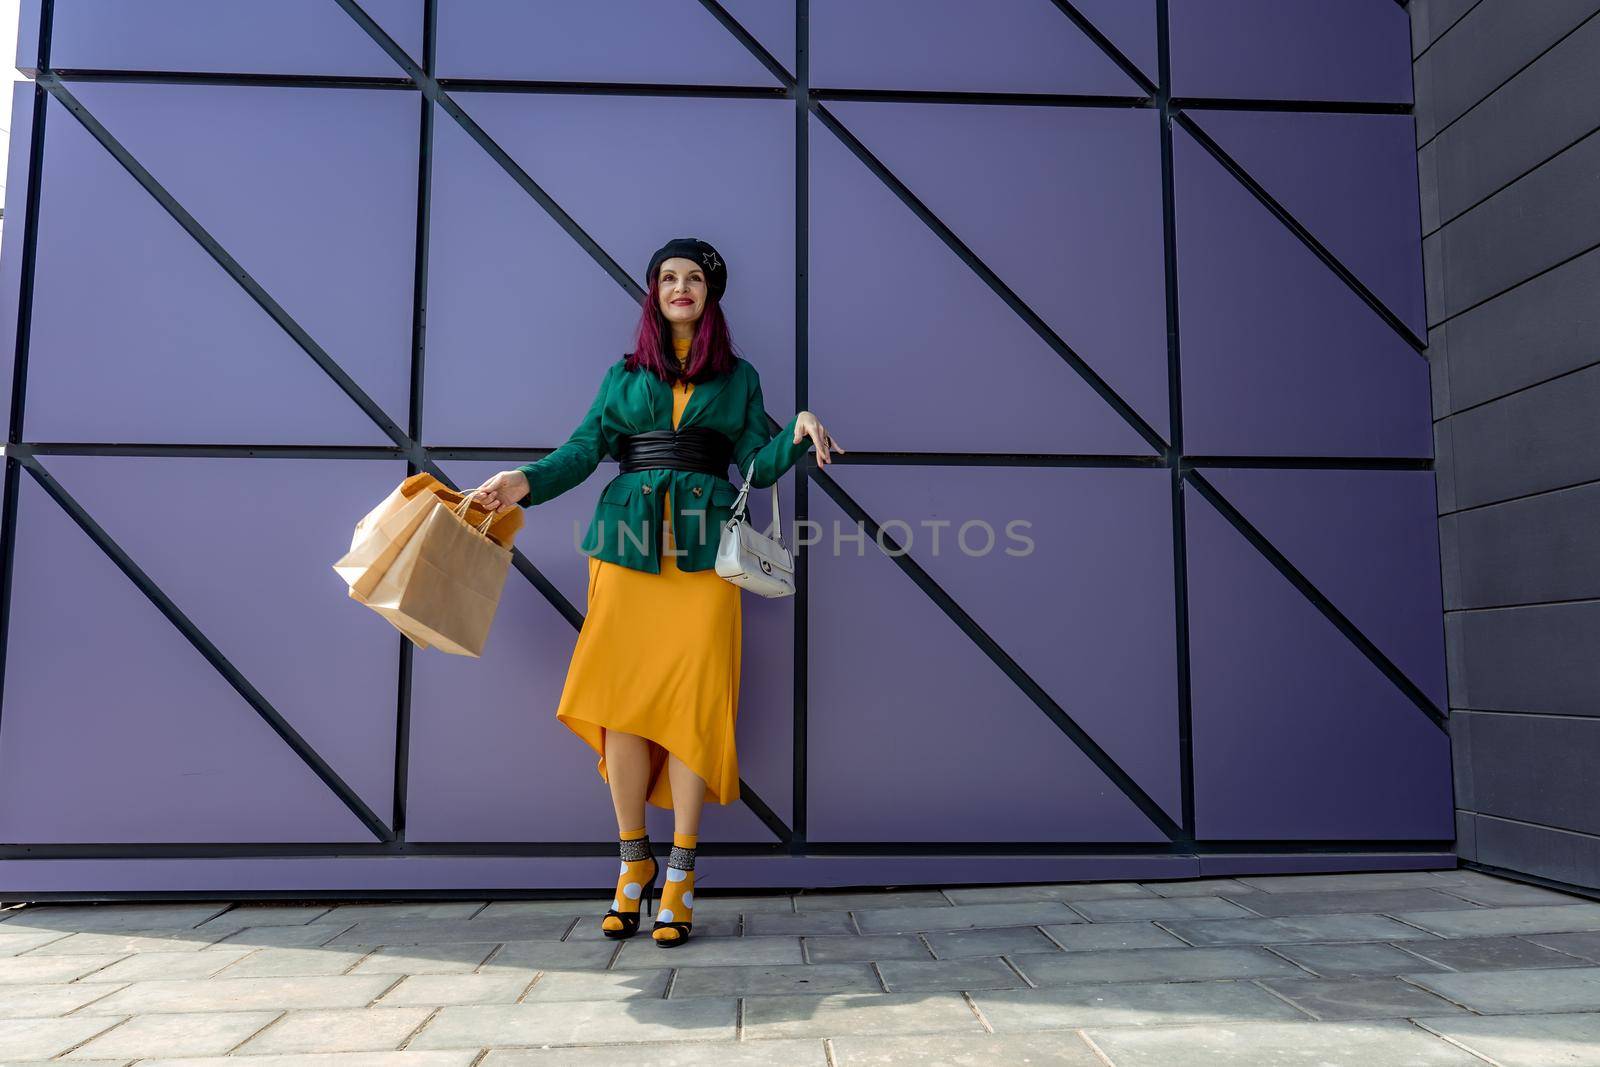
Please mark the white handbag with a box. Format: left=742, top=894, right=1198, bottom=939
left=714, top=460, right=796, bottom=598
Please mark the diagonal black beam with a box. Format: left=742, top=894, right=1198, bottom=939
left=806, top=465, right=1185, bottom=843
left=1051, top=0, right=1158, bottom=97
left=10, top=447, right=394, bottom=841
left=1184, top=467, right=1449, bottom=731
left=1174, top=111, right=1427, bottom=355
left=808, top=101, right=1170, bottom=456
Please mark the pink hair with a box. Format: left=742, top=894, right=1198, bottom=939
left=623, top=275, right=739, bottom=385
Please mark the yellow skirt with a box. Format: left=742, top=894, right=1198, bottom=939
left=554, top=492, right=743, bottom=809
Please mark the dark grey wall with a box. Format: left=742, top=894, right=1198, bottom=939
left=1412, top=0, right=1600, bottom=890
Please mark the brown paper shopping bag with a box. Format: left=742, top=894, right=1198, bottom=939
left=334, top=473, right=523, bottom=650
left=359, top=495, right=518, bottom=657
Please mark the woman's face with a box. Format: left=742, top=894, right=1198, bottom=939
left=656, top=257, right=708, bottom=325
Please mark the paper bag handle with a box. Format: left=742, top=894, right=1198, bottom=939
left=450, top=493, right=498, bottom=538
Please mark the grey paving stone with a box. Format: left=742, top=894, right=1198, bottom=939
left=470, top=900, right=594, bottom=921
left=1236, top=872, right=1464, bottom=894
left=347, top=942, right=499, bottom=975
left=409, top=997, right=737, bottom=1049
left=478, top=1038, right=828, bottom=1065
left=1069, top=896, right=1256, bottom=923
left=667, top=961, right=879, bottom=998
left=1399, top=935, right=1594, bottom=971
left=192, top=904, right=335, bottom=931
left=673, top=893, right=795, bottom=918
left=204, top=922, right=358, bottom=950
left=1015, top=946, right=1307, bottom=986
left=793, top=890, right=949, bottom=911
left=1393, top=903, right=1600, bottom=938
left=1405, top=965, right=1600, bottom=1014
left=1527, top=930, right=1600, bottom=962
left=1416, top=1012, right=1600, bottom=1066
left=64, top=1010, right=279, bottom=1059
left=924, top=925, right=1061, bottom=959
left=854, top=901, right=1082, bottom=934
left=0, top=982, right=127, bottom=1020
left=520, top=967, right=672, bottom=1001
left=0, top=929, right=75, bottom=956
left=739, top=990, right=984, bottom=1040
left=0, top=953, right=128, bottom=984
left=236, top=1006, right=433, bottom=1055
left=23, top=930, right=225, bottom=956
left=741, top=911, right=858, bottom=937
left=1430, top=880, right=1589, bottom=907
left=0, top=903, right=230, bottom=933
left=942, top=882, right=1155, bottom=905
left=874, top=956, right=1025, bottom=993
left=1269, top=941, right=1450, bottom=978
left=564, top=913, right=738, bottom=940
left=479, top=940, right=618, bottom=973
left=77, top=974, right=398, bottom=1015
left=1257, top=976, right=1467, bottom=1020
left=212, top=947, right=372, bottom=979
left=1084, top=1018, right=1484, bottom=1065
left=325, top=916, right=573, bottom=947
left=318, top=902, right=488, bottom=923
left=830, top=1030, right=1103, bottom=1065
left=137, top=1054, right=475, bottom=1067
left=1139, top=878, right=1255, bottom=898
left=1218, top=888, right=1483, bottom=918
left=375, top=972, right=538, bottom=1007
left=802, top=933, right=931, bottom=964
left=1040, top=921, right=1188, bottom=952
left=1159, top=914, right=1441, bottom=947
left=970, top=978, right=1308, bottom=1031
left=613, top=934, right=802, bottom=969
left=86, top=948, right=257, bottom=983
left=0, top=1016, right=128, bottom=1060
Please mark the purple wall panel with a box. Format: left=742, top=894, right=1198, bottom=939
left=830, top=464, right=1181, bottom=822
left=719, top=0, right=796, bottom=74
left=826, top=102, right=1169, bottom=442
left=37, top=0, right=416, bottom=77
left=0, top=89, right=37, bottom=438
left=1202, top=468, right=1449, bottom=710
left=806, top=490, right=1167, bottom=843
left=1174, top=126, right=1432, bottom=457
left=65, top=82, right=418, bottom=434
left=808, top=113, right=1154, bottom=456
left=0, top=477, right=375, bottom=843
left=810, top=0, right=1139, bottom=95
left=436, top=1, right=780, bottom=85
left=1170, top=0, right=1413, bottom=104
left=25, top=95, right=389, bottom=445
left=1075, top=1, right=1158, bottom=85
left=1185, top=488, right=1453, bottom=840
left=45, top=455, right=407, bottom=825
left=1189, top=110, right=1427, bottom=339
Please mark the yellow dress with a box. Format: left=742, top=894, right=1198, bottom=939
left=553, top=335, right=744, bottom=808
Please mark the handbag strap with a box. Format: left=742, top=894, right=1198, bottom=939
left=731, top=460, right=783, bottom=542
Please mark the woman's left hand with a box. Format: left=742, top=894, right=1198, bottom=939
left=793, top=411, right=844, bottom=466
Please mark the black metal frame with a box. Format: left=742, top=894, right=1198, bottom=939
left=0, top=0, right=1449, bottom=869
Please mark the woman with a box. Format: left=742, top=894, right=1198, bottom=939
left=470, top=237, right=841, bottom=948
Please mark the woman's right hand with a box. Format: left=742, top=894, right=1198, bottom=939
left=467, top=470, right=530, bottom=514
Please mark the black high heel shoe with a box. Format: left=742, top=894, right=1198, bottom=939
left=601, top=855, right=659, bottom=940
left=652, top=915, right=693, bottom=948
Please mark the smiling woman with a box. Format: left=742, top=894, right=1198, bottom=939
left=467, top=236, right=841, bottom=951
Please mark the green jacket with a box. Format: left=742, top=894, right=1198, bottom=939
left=516, top=355, right=809, bottom=574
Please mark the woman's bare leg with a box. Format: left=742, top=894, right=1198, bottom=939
left=603, top=728, right=651, bottom=832
left=666, top=752, right=706, bottom=838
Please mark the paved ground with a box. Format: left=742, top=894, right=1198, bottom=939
left=2, top=868, right=1599, bottom=1064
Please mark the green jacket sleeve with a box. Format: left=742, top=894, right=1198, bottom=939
left=732, top=364, right=809, bottom=489
left=515, top=363, right=615, bottom=507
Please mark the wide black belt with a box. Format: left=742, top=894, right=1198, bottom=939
left=615, top=427, right=735, bottom=477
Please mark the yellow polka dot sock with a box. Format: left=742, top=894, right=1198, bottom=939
left=652, top=831, right=697, bottom=944
left=601, top=825, right=657, bottom=934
